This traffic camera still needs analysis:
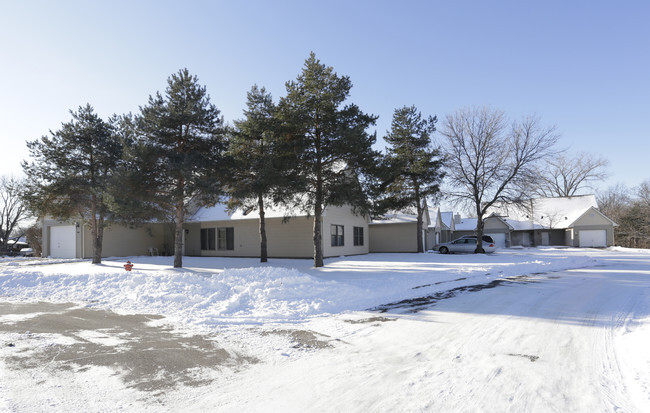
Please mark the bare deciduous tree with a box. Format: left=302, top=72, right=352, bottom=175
left=596, top=182, right=650, bottom=248
left=597, top=183, right=630, bottom=224
left=637, top=179, right=650, bottom=208
left=0, top=175, right=28, bottom=253
left=534, top=152, right=609, bottom=197
left=441, top=106, right=560, bottom=252
left=24, top=223, right=42, bottom=257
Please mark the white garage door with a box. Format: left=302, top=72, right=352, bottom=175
left=579, top=230, right=607, bottom=248
left=50, top=225, right=77, bottom=258
left=486, top=233, right=506, bottom=248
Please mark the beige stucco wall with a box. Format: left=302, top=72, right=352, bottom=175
left=192, top=205, right=369, bottom=259
left=573, top=210, right=613, bottom=227
left=83, top=222, right=172, bottom=258
left=369, top=222, right=418, bottom=253
left=266, top=217, right=316, bottom=258
left=43, top=218, right=172, bottom=259
left=322, top=205, right=369, bottom=257
left=193, top=216, right=315, bottom=258
left=184, top=223, right=202, bottom=256
left=484, top=218, right=509, bottom=232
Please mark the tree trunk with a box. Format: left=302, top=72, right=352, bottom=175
left=414, top=181, right=424, bottom=253
left=258, top=194, right=267, bottom=263
left=90, top=195, right=102, bottom=264
left=91, top=217, right=104, bottom=264
left=475, top=212, right=485, bottom=253
left=173, top=198, right=184, bottom=268
left=313, top=142, right=324, bottom=267
left=91, top=219, right=101, bottom=264
left=416, top=214, right=424, bottom=253
left=313, top=202, right=323, bottom=268
left=313, top=172, right=324, bottom=267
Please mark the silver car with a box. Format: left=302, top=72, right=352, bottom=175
left=438, top=236, right=497, bottom=254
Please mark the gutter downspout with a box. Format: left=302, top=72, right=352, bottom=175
left=79, top=221, right=85, bottom=259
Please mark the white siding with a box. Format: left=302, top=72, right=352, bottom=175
left=322, top=205, right=369, bottom=257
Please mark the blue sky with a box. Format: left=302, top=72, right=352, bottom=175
left=2, top=0, right=648, bottom=191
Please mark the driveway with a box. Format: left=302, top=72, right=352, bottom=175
left=0, top=302, right=257, bottom=395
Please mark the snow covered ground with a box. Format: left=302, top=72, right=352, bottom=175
left=1, top=247, right=649, bottom=412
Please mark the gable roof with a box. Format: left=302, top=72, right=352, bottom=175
left=371, top=208, right=431, bottom=226
left=454, top=217, right=477, bottom=231
left=189, top=202, right=310, bottom=222
left=485, top=213, right=515, bottom=230
left=570, top=206, right=619, bottom=228
left=435, top=211, right=454, bottom=231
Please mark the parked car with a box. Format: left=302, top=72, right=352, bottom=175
left=438, top=236, right=496, bottom=254
left=459, top=235, right=495, bottom=243
left=20, top=248, right=34, bottom=257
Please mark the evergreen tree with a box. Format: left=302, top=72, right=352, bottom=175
left=105, top=113, right=170, bottom=225
left=228, top=85, right=283, bottom=262
left=134, top=69, right=227, bottom=268
left=279, top=53, right=378, bottom=267
left=22, top=104, right=122, bottom=264
left=380, top=105, right=444, bottom=252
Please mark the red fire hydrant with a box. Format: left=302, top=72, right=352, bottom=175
left=124, top=260, right=134, bottom=272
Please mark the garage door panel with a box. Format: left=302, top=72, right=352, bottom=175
left=579, top=230, right=606, bottom=248
left=50, top=225, right=76, bottom=258
left=485, top=233, right=506, bottom=248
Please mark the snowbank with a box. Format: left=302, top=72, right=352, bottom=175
left=0, top=248, right=600, bottom=329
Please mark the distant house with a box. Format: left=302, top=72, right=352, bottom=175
left=428, top=195, right=618, bottom=249
left=429, top=210, right=455, bottom=246
left=486, top=195, right=618, bottom=248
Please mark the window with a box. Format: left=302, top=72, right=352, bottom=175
left=200, top=228, right=215, bottom=250
left=218, top=227, right=234, bottom=250
left=331, top=224, right=344, bottom=247
left=353, top=226, right=364, bottom=246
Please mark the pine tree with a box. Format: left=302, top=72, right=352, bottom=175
left=22, top=104, right=122, bottom=264
left=228, top=85, right=283, bottom=262
left=380, top=105, right=444, bottom=253
left=135, top=69, right=227, bottom=268
left=279, top=53, right=378, bottom=267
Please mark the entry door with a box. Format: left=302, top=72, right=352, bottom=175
left=541, top=232, right=550, bottom=246
left=50, top=225, right=76, bottom=258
